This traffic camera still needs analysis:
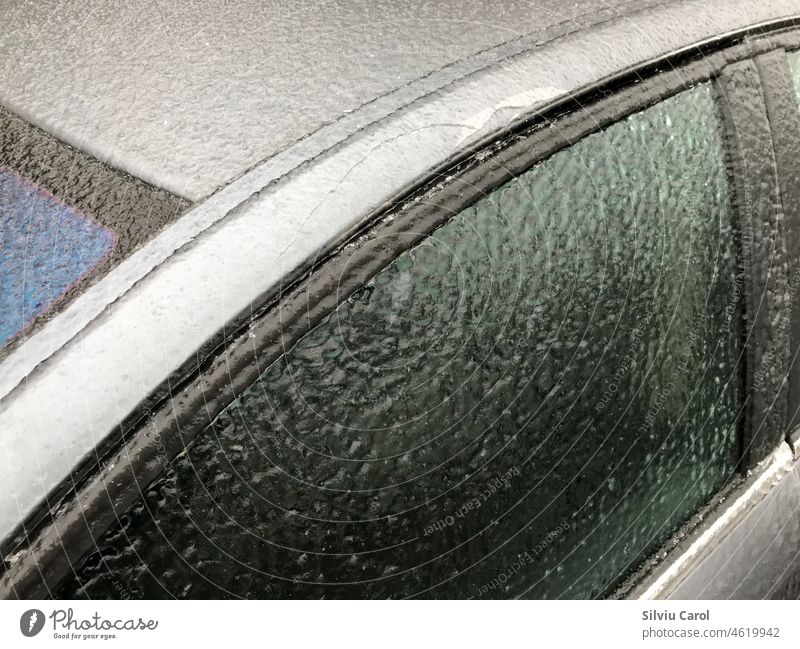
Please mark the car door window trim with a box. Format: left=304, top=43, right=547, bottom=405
left=717, top=58, right=790, bottom=468
left=754, top=49, right=800, bottom=438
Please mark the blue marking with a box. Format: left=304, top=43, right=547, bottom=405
left=0, top=167, right=116, bottom=347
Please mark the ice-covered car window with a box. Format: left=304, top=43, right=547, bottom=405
left=58, top=83, right=743, bottom=599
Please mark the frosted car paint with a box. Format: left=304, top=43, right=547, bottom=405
left=0, top=0, right=671, bottom=201
left=2, top=0, right=800, bottom=599
left=5, top=0, right=800, bottom=404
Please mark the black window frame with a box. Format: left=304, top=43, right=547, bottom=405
left=5, top=22, right=800, bottom=599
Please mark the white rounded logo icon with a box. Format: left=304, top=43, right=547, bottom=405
left=20, top=609, right=45, bottom=637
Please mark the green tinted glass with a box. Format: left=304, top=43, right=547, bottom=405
left=59, top=83, right=742, bottom=599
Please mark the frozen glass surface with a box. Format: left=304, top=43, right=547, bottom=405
left=59, top=83, right=743, bottom=599
left=788, top=50, right=800, bottom=104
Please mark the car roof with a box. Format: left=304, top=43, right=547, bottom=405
left=0, top=0, right=667, bottom=201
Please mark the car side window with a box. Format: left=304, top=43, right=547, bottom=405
left=58, top=83, right=743, bottom=599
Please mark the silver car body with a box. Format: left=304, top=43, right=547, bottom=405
left=1, top=0, right=800, bottom=597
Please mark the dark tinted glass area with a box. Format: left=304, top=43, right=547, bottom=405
left=59, top=83, right=743, bottom=599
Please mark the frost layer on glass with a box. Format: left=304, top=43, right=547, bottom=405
left=59, top=84, right=743, bottom=599
left=788, top=50, right=800, bottom=105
